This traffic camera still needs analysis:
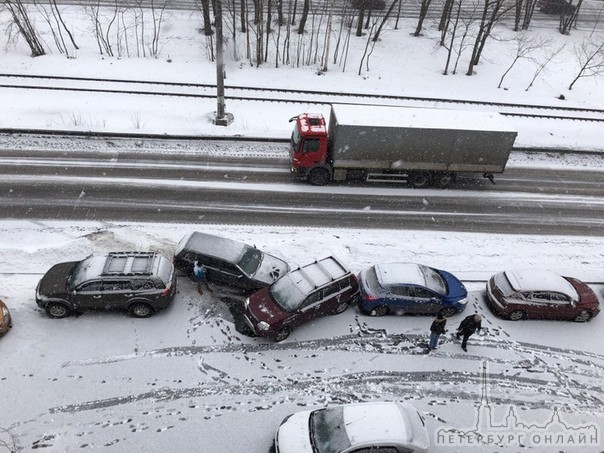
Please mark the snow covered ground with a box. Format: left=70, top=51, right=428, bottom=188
left=1, top=221, right=603, bottom=452
left=1, top=4, right=603, bottom=453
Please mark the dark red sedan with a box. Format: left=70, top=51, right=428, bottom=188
left=486, top=269, right=600, bottom=322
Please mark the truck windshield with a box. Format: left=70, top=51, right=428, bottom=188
left=291, top=127, right=302, bottom=152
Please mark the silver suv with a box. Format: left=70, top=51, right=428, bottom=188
left=36, top=252, right=177, bottom=318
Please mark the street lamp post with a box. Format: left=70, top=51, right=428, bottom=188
left=213, top=0, right=233, bottom=126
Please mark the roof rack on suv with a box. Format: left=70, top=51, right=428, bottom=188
left=102, top=252, right=157, bottom=276
left=295, top=256, right=349, bottom=289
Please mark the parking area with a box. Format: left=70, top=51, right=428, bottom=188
left=0, top=221, right=602, bottom=452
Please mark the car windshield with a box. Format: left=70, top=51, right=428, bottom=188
left=237, top=246, right=263, bottom=276
left=68, top=257, right=95, bottom=290
left=269, top=275, right=307, bottom=312
left=420, top=265, right=446, bottom=293
left=309, top=407, right=351, bottom=453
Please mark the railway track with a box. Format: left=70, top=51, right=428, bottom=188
left=2, top=73, right=604, bottom=123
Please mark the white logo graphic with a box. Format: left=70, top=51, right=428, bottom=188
left=436, top=361, right=600, bottom=448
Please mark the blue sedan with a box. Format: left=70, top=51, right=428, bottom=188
left=358, top=263, right=468, bottom=317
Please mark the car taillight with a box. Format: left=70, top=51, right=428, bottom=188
left=161, top=283, right=172, bottom=296
left=364, top=294, right=378, bottom=301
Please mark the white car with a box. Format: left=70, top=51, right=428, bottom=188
left=274, top=401, right=430, bottom=453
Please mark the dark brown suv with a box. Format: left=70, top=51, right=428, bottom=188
left=243, top=256, right=359, bottom=341
left=36, top=252, right=176, bottom=318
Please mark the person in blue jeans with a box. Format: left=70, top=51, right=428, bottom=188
left=193, top=260, right=211, bottom=294
left=428, top=312, right=447, bottom=351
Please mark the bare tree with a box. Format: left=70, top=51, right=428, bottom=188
left=568, top=36, right=604, bottom=89
left=355, top=4, right=366, bottom=36
left=0, top=426, right=18, bottom=452
left=298, top=0, right=310, bottom=33
left=414, top=0, right=433, bottom=36
left=559, top=0, right=582, bottom=35
left=358, top=19, right=377, bottom=74
left=520, top=0, right=538, bottom=29
left=452, top=1, right=476, bottom=73
left=439, top=0, right=455, bottom=33
left=5, top=0, right=46, bottom=56
left=498, top=33, right=549, bottom=87
left=443, top=0, right=462, bottom=74
left=196, top=0, right=215, bottom=35
left=466, top=0, right=514, bottom=75
left=33, top=0, right=79, bottom=56
left=525, top=43, right=564, bottom=90
left=373, top=0, right=399, bottom=41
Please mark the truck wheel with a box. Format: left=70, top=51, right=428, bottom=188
left=436, top=172, right=454, bottom=188
left=409, top=171, right=432, bottom=188
left=308, top=168, right=331, bottom=186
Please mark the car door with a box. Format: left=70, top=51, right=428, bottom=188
left=388, top=285, right=414, bottom=312
left=317, top=282, right=343, bottom=314
left=202, top=255, right=247, bottom=287
left=295, top=289, right=326, bottom=326
left=544, top=292, right=576, bottom=319
left=409, top=286, right=443, bottom=314
left=99, top=280, right=133, bottom=310
left=72, top=280, right=103, bottom=310
left=523, top=292, right=551, bottom=318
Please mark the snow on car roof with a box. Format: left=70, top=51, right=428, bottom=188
left=331, top=104, right=516, bottom=132
left=505, top=269, right=579, bottom=300
left=376, top=263, right=425, bottom=286
left=343, top=402, right=412, bottom=446
left=180, top=231, right=247, bottom=263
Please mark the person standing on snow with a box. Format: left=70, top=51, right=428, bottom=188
left=193, top=260, right=211, bottom=294
left=456, top=313, right=482, bottom=352
left=428, top=312, right=447, bottom=351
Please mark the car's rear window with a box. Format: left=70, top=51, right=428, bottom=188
left=495, top=272, right=515, bottom=296
left=156, top=256, right=174, bottom=287
left=364, top=267, right=382, bottom=292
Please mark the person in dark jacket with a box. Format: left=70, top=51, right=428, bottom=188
left=428, top=312, right=447, bottom=351
left=456, top=313, right=482, bottom=352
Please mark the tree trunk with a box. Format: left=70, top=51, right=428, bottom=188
left=414, top=0, right=433, bottom=36
left=298, top=0, right=309, bottom=33
left=5, top=0, right=46, bottom=56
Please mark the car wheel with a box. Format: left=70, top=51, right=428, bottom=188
left=334, top=301, right=348, bottom=314
left=573, top=311, right=592, bottom=323
left=129, top=302, right=153, bottom=318
left=440, top=307, right=457, bottom=317
left=274, top=326, right=291, bottom=342
left=45, top=303, right=71, bottom=319
left=371, top=305, right=390, bottom=316
left=508, top=310, right=525, bottom=321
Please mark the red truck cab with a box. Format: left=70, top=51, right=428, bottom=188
left=289, top=113, right=331, bottom=185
